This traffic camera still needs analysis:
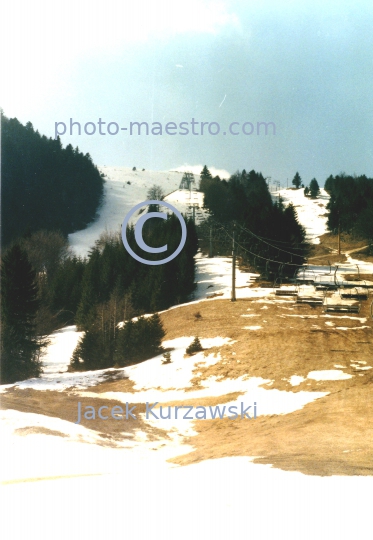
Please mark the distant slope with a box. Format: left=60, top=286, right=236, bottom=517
left=68, top=167, right=205, bottom=256
left=68, top=168, right=330, bottom=258
left=273, top=187, right=329, bottom=244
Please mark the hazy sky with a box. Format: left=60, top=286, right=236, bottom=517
left=2, top=0, right=373, bottom=186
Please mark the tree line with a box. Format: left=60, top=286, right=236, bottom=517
left=199, top=166, right=308, bottom=278
left=1, top=215, right=198, bottom=382
left=325, top=174, right=373, bottom=249
left=1, top=111, right=104, bottom=247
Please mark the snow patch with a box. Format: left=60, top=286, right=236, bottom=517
left=307, top=370, right=352, bottom=381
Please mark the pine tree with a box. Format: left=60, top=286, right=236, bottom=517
left=1, top=245, right=42, bottom=383
left=75, top=248, right=102, bottom=329
left=199, top=165, right=212, bottom=192
left=292, top=172, right=302, bottom=189
left=309, top=178, right=320, bottom=198
left=70, top=326, right=108, bottom=371
left=186, top=336, right=203, bottom=355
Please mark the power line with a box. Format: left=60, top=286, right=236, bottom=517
left=237, top=223, right=306, bottom=259
left=199, top=224, right=365, bottom=271
left=220, top=226, right=303, bottom=267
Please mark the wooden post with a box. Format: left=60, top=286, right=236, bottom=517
left=231, top=223, right=236, bottom=302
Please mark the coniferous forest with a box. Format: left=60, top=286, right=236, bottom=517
left=325, top=174, right=373, bottom=249
left=69, top=215, right=198, bottom=371
left=1, top=217, right=198, bottom=381
left=1, top=112, right=104, bottom=247
left=198, top=167, right=308, bottom=278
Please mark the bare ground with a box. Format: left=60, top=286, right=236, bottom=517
left=309, top=232, right=373, bottom=264
left=2, top=289, right=373, bottom=476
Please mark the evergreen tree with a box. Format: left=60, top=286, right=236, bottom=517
left=292, top=172, right=302, bottom=189
left=309, top=178, right=320, bottom=198
left=70, top=326, right=107, bottom=371
left=304, top=186, right=310, bottom=197
left=326, top=173, right=373, bottom=237
left=75, top=248, right=102, bottom=329
left=199, top=165, right=213, bottom=192
left=50, top=256, right=86, bottom=324
left=1, top=245, right=42, bottom=383
left=113, top=314, right=165, bottom=368
left=186, top=336, right=203, bottom=355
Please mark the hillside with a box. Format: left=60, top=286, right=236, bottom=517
left=2, top=175, right=373, bottom=540
left=275, top=187, right=330, bottom=244
left=69, top=166, right=206, bottom=257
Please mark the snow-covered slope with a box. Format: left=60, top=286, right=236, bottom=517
left=273, top=187, right=329, bottom=244
left=69, top=168, right=331, bottom=257
left=69, top=167, right=206, bottom=257
left=164, top=188, right=207, bottom=224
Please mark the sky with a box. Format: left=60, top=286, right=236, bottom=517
left=1, top=0, right=373, bottom=186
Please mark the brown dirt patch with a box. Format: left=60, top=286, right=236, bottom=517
left=160, top=295, right=373, bottom=475
left=160, top=296, right=372, bottom=390
left=1, top=388, right=167, bottom=445
left=309, top=233, right=372, bottom=264
left=14, top=426, right=68, bottom=438
left=172, top=381, right=373, bottom=476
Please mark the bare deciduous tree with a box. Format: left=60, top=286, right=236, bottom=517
left=146, top=184, right=165, bottom=201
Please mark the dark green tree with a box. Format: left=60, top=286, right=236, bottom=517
left=292, top=172, right=302, bottom=189
left=186, top=336, right=203, bottom=355
left=113, top=314, right=165, bottom=368
left=326, top=174, right=373, bottom=238
left=75, top=248, right=102, bottom=329
left=309, top=178, right=320, bottom=198
left=199, top=165, right=213, bottom=192
left=1, top=245, right=42, bottom=383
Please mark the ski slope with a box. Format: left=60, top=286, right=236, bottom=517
left=69, top=166, right=206, bottom=257
left=69, top=168, right=331, bottom=257
left=273, top=187, right=329, bottom=244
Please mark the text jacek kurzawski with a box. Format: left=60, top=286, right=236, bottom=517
left=75, top=402, right=257, bottom=424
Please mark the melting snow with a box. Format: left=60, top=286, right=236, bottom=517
left=307, top=370, right=352, bottom=381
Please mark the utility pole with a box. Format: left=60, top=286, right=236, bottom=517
left=209, top=226, right=213, bottom=258
left=338, top=218, right=341, bottom=255
left=231, top=223, right=236, bottom=302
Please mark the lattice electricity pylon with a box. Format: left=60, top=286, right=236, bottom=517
left=179, top=172, right=195, bottom=190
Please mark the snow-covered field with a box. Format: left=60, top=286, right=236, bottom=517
left=2, top=436, right=373, bottom=540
